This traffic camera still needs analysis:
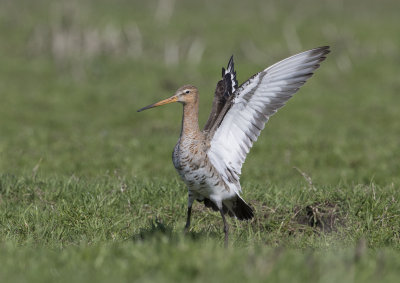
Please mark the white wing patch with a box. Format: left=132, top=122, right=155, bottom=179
left=207, top=46, right=330, bottom=194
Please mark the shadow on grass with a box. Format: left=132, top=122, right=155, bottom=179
left=132, top=219, right=219, bottom=243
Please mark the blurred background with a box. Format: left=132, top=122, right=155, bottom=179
left=0, top=0, right=399, bottom=186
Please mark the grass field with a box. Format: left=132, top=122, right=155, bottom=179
left=1, top=0, right=400, bottom=282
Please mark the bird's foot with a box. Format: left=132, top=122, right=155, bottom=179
left=184, top=226, right=190, bottom=234
left=224, top=230, right=229, bottom=248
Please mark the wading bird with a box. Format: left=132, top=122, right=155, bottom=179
left=138, top=46, right=330, bottom=246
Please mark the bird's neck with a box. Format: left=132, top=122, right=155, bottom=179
left=181, top=100, right=201, bottom=138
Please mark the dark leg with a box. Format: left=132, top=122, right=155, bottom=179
left=184, top=206, right=192, bottom=233
left=184, top=193, right=194, bottom=233
left=219, top=208, right=229, bottom=248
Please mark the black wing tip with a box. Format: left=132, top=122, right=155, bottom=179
left=220, top=54, right=238, bottom=97
left=315, top=45, right=330, bottom=51
left=221, top=55, right=235, bottom=77
left=311, top=45, right=331, bottom=56
left=225, top=54, right=235, bottom=75
left=228, top=55, right=234, bottom=68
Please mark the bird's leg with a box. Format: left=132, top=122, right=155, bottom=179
left=184, top=206, right=192, bottom=233
left=184, top=193, right=195, bottom=233
left=219, top=208, right=229, bottom=248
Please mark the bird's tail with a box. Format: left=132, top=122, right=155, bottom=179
left=198, top=195, right=254, bottom=220
left=233, top=196, right=254, bottom=220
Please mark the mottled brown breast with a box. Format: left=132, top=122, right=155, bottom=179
left=172, top=134, right=229, bottom=195
left=172, top=134, right=206, bottom=172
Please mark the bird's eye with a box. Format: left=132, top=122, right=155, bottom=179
left=185, top=90, right=190, bottom=94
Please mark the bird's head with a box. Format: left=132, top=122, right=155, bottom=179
left=137, top=85, right=198, bottom=112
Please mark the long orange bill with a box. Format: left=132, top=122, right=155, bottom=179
left=137, top=95, right=178, bottom=112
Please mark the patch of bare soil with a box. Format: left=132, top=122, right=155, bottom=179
left=193, top=199, right=345, bottom=235
left=293, top=201, right=343, bottom=233
left=248, top=200, right=345, bottom=235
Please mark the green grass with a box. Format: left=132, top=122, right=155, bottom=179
left=1, top=175, right=400, bottom=282
left=1, top=0, right=400, bottom=282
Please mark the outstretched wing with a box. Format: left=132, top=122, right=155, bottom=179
left=207, top=46, right=330, bottom=193
left=203, top=56, right=238, bottom=132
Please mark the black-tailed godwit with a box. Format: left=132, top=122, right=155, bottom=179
left=138, top=46, right=330, bottom=246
